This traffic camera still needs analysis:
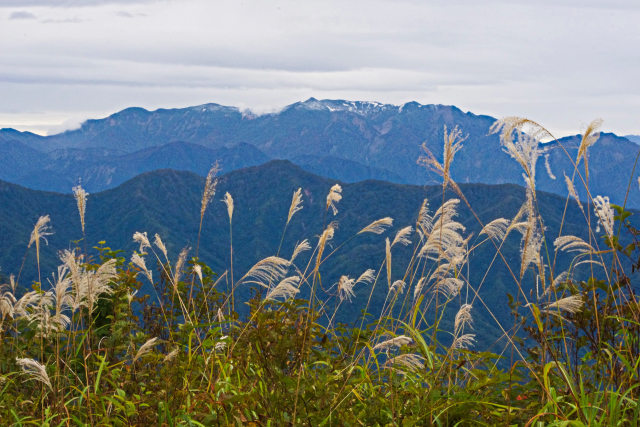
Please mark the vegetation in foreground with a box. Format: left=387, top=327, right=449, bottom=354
left=1, top=118, right=639, bottom=425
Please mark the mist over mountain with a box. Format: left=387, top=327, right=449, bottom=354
left=1, top=98, right=638, bottom=206
left=0, top=160, right=607, bottom=345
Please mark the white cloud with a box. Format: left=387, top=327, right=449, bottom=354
left=0, top=0, right=638, bottom=136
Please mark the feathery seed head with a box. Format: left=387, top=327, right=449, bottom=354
left=133, top=337, right=159, bottom=362
left=28, top=215, right=52, bottom=249
left=164, top=347, right=180, bottom=363
left=326, top=184, right=342, bottom=216
left=287, top=188, right=304, bottom=224
left=222, top=192, right=234, bottom=221
left=193, top=264, right=203, bottom=284
left=133, top=231, right=151, bottom=253
left=239, top=256, right=291, bottom=288
left=173, top=247, right=190, bottom=286
left=554, top=235, right=594, bottom=255
left=373, top=335, right=413, bottom=352
left=131, top=252, right=153, bottom=283
left=386, top=353, right=425, bottom=371
left=385, top=237, right=392, bottom=287
left=544, top=295, right=583, bottom=315
left=454, top=303, right=473, bottom=335
left=266, top=276, right=300, bottom=301
left=418, top=125, right=466, bottom=187
left=16, top=358, right=52, bottom=390
left=337, top=275, right=356, bottom=302
left=290, top=239, right=311, bottom=263
left=154, top=233, right=168, bottom=261
left=576, top=119, right=602, bottom=175
left=391, top=226, right=413, bottom=247
left=200, top=162, right=221, bottom=220
left=72, top=185, right=89, bottom=233
left=389, top=280, right=406, bottom=296
left=593, top=195, right=614, bottom=237
left=564, top=174, right=585, bottom=215
left=544, top=153, right=556, bottom=180
left=358, top=217, right=393, bottom=235
left=356, top=268, right=376, bottom=285
left=480, top=218, right=510, bottom=242
left=452, top=333, right=476, bottom=349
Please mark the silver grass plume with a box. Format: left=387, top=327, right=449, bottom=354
left=315, top=224, right=335, bottom=267
left=373, top=335, right=413, bottom=352
left=13, top=290, right=41, bottom=318
left=16, top=358, right=52, bottom=390
left=452, top=333, right=476, bottom=349
left=389, top=280, right=406, bottom=297
left=133, top=231, right=151, bottom=253
left=193, top=264, right=203, bottom=285
left=133, top=337, right=159, bottom=362
left=72, top=258, right=117, bottom=313
left=337, top=269, right=375, bottom=302
left=434, top=277, right=464, bottom=299
left=24, top=290, right=58, bottom=338
left=576, top=119, right=603, bottom=179
left=391, top=226, right=413, bottom=247
left=413, top=277, right=427, bottom=301
left=72, top=185, right=89, bottom=234
left=51, top=265, right=73, bottom=333
left=215, top=336, right=229, bottom=352
left=520, top=230, right=543, bottom=279
left=337, top=275, right=356, bottom=302
left=358, top=217, right=393, bottom=235
left=29, top=215, right=53, bottom=249
left=326, top=184, right=342, bottom=216
left=287, top=188, right=303, bottom=224
left=154, top=233, right=168, bottom=261
left=0, top=283, right=16, bottom=321
left=544, top=153, right=556, bottom=180
left=542, top=271, right=570, bottom=298
left=385, top=238, right=392, bottom=287
left=418, top=125, right=466, bottom=188
left=490, top=117, right=549, bottom=192
left=480, top=218, right=510, bottom=241
left=544, top=295, right=583, bottom=315
left=29, top=215, right=53, bottom=276
left=416, top=199, right=433, bottom=238
left=386, top=353, right=425, bottom=371
left=419, top=199, right=466, bottom=262
left=200, top=162, right=220, bottom=221
left=290, top=239, right=311, bottom=263
left=239, top=256, right=290, bottom=288
left=164, top=347, right=179, bottom=363
left=222, top=192, right=234, bottom=221
left=131, top=252, right=153, bottom=283
left=266, top=276, right=300, bottom=301
left=454, top=303, right=473, bottom=335
left=564, top=173, right=585, bottom=215
left=554, top=235, right=595, bottom=255
left=593, top=195, right=614, bottom=237
left=357, top=269, right=376, bottom=285
left=173, top=247, right=190, bottom=287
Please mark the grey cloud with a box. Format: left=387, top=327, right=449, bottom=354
left=41, top=16, right=84, bottom=23
left=0, top=0, right=162, bottom=6
left=9, top=10, right=36, bottom=19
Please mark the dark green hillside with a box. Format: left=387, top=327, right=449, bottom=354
left=0, top=160, right=613, bottom=348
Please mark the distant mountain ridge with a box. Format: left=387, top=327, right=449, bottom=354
left=1, top=98, right=638, bottom=206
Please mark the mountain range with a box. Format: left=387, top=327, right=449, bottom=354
left=1, top=98, right=638, bottom=207
left=0, top=160, right=608, bottom=348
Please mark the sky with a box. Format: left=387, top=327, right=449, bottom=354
left=0, top=0, right=638, bottom=137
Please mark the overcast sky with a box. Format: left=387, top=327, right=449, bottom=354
left=0, top=0, right=638, bottom=137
